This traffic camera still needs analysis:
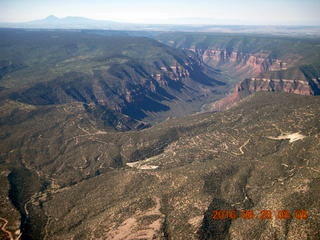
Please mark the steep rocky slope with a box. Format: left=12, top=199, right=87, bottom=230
left=156, top=33, right=320, bottom=109
left=0, top=29, right=225, bottom=127
left=0, top=92, right=319, bottom=239
left=1, top=30, right=320, bottom=240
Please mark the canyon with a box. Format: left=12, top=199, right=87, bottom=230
left=0, top=29, right=320, bottom=240
left=193, top=47, right=319, bottom=95
left=155, top=33, right=320, bottom=110
left=200, top=48, right=320, bottom=110
left=1, top=30, right=320, bottom=125
left=0, top=29, right=226, bottom=129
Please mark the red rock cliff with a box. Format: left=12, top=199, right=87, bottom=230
left=210, top=77, right=316, bottom=111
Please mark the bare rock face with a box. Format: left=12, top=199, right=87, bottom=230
left=202, top=49, right=272, bottom=75
left=191, top=48, right=290, bottom=78
left=240, top=78, right=313, bottom=96
left=7, top=57, right=224, bottom=124
left=210, top=77, right=319, bottom=111
left=193, top=47, right=320, bottom=111
left=156, top=64, right=191, bottom=83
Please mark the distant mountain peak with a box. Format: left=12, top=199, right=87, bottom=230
left=45, top=15, right=59, bottom=20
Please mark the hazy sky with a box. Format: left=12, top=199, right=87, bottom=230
left=1, top=0, right=319, bottom=25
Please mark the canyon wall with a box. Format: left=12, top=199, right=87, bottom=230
left=191, top=48, right=289, bottom=77
left=192, top=48, right=320, bottom=110
left=210, top=77, right=316, bottom=111
left=9, top=57, right=224, bottom=125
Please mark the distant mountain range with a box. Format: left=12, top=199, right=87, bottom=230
left=0, top=15, right=130, bottom=30
left=1, top=15, right=320, bottom=36
left=1, top=26, right=320, bottom=240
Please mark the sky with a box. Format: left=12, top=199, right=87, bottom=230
left=1, top=0, right=319, bottom=25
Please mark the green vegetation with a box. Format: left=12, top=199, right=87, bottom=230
left=0, top=30, right=184, bottom=88
left=156, top=32, right=320, bottom=86
left=0, top=29, right=226, bottom=125
left=0, top=29, right=319, bottom=239
left=1, top=92, right=319, bottom=239
left=157, top=32, right=320, bottom=63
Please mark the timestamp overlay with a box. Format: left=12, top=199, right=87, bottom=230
left=212, top=209, right=309, bottom=220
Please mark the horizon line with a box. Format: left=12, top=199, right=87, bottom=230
left=1, top=15, right=320, bottom=27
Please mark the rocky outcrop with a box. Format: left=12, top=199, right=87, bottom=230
left=211, top=77, right=318, bottom=111
left=240, top=78, right=313, bottom=95
left=202, top=49, right=271, bottom=75
left=191, top=48, right=288, bottom=77
left=189, top=47, right=319, bottom=111
left=152, top=63, right=191, bottom=87
left=8, top=58, right=224, bottom=124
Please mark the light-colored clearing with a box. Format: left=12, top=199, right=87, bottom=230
left=239, top=139, right=250, bottom=155
left=107, top=197, right=164, bottom=240
left=267, top=132, right=306, bottom=143
left=137, top=165, right=159, bottom=170
left=126, top=156, right=159, bottom=170
left=188, top=216, right=203, bottom=229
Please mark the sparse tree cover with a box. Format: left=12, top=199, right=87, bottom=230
left=0, top=29, right=319, bottom=239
